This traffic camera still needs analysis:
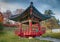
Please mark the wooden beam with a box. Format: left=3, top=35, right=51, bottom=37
left=32, top=20, right=39, bottom=23
left=21, top=19, right=39, bottom=24
left=21, top=20, right=29, bottom=23
left=33, top=13, right=41, bottom=19
left=20, top=14, right=28, bottom=20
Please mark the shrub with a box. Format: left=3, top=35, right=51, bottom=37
left=0, top=22, right=4, bottom=32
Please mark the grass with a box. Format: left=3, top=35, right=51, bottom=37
left=0, top=30, right=52, bottom=42
left=42, top=31, right=60, bottom=39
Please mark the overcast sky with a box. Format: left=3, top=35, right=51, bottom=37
left=0, top=0, right=60, bottom=20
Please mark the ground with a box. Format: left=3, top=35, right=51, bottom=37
left=42, top=30, right=60, bottom=39
left=1, top=27, right=60, bottom=42
left=0, top=29, right=52, bottom=42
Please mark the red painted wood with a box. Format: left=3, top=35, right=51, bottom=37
left=14, top=21, right=46, bottom=38
left=37, top=23, right=41, bottom=32
left=30, top=8, right=32, bottom=14
left=29, top=20, right=32, bottom=32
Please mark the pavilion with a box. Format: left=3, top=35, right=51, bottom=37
left=9, top=2, right=51, bottom=38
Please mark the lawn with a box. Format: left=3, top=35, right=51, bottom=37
left=42, top=31, right=60, bottom=39
left=0, top=30, right=52, bottom=42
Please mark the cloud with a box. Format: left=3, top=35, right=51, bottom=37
left=0, top=0, right=29, bottom=3
left=0, top=0, right=60, bottom=20
left=54, top=10, right=60, bottom=20
left=0, top=2, right=24, bottom=12
left=37, top=4, right=52, bottom=14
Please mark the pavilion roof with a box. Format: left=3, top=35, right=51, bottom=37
left=9, top=2, right=51, bottom=22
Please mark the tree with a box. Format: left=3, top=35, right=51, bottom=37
left=57, top=19, right=60, bottom=25
left=14, top=9, right=24, bottom=14
left=5, top=10, right=12, bottom=18
left=57, top=19, right=60, bottom=28
left=0, top=12, right=4, bottom=32
left=44, top=9, right=54, bottom=16
left=44, top=9, right=59, bottom=32
left=0, top=22, right=4, bottom=31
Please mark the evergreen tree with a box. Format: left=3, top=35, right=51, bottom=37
left=44, top=9, right=54, bottom=16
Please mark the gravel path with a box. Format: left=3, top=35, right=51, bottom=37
left=36, top=37, right=60, bottom=42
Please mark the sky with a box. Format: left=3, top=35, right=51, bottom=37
left=0, top=0, right=60, bottom=20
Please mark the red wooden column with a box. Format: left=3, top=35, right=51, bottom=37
left=37, top=22, right=41, bottom=32
left=18, top=22, right=22, bottom=32
left=29, top=19, right=32, bottom=34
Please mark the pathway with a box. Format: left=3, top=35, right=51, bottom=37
left=36, top=37, right=60, bottom=42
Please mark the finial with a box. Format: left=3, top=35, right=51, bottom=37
left=30, top=2, right=33, bottom=5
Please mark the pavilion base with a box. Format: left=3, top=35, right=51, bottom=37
left=28, top=37, right=33, bottom=39
left=15, top=30, right=44, bottom=38
left=15, top=20, right=46, bottom=38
